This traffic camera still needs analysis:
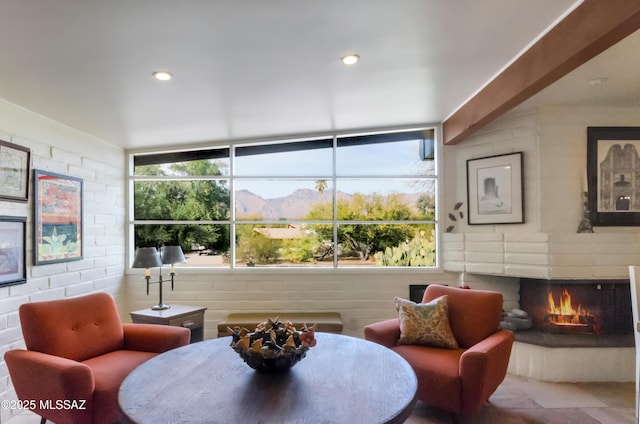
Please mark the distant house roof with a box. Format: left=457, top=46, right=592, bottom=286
left=253, top=225, right=304, bottom=239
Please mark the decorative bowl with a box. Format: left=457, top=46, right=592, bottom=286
left=235, top=345, right=309, bottom=373
left=229, top=318, right=316, bottom=373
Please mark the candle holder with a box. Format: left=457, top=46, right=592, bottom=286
left=577, top=191, right=594, bottom=233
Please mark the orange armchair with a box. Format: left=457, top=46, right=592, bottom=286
left=364, top=284, right=514, bottom=415
left=5, top=292, right=191, bottom=424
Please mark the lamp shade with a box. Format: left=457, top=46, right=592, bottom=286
left=160, top=246, right=186, bottom=265
left=132, top=247, right=162, bottom=268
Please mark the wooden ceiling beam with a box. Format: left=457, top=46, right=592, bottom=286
left=442, top=0, right=640, bottom=145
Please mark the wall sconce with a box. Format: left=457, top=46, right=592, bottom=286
left=132, top=246, right=186, bottom=310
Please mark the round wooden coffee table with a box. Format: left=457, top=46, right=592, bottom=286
left=119, top=333, right=417, bottom=424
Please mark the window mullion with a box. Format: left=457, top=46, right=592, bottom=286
left=230, top=145, right=236, bottom=268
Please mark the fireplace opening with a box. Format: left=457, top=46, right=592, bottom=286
left=544, top=289, right=598, bottom=335
left=518, top=279, right=634, bottom=347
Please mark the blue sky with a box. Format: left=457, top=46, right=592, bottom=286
left=234, top=139, right=434, bottom=198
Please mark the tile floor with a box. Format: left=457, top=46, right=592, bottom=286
left=4, top=374, right=637, bottom=424
left=407, top=374, right=637, bottom=424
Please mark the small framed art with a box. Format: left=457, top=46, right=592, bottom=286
left=0, top=140, right=30, bottom=202
left=467, top=152, right=524, bottom=225
left=0, top=216, right=27, bottom=287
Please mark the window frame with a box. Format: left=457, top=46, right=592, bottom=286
left=127, top=126, right=440, bottom=270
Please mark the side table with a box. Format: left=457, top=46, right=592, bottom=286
left=130, top=305, right=207, bottom=343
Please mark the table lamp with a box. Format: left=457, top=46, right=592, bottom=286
left=132, top=246, right=185, bottom=310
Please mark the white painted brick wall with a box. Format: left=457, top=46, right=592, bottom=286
left=124, top=270, right=462, bottom=340
left=442, top=105, right=640, bottom=282
left=0, top=99, right=125, bottom=422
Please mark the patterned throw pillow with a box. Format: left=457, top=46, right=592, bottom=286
left=394, top=295, right=459, bottom=349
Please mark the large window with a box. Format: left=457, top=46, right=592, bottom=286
left=129, top=128, right=437, bottom=268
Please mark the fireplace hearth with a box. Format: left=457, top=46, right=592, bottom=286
left=517, top=278, right=634, bottom=347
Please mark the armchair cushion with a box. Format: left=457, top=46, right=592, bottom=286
left=19, top=292, right=125, bottom=362
left=83, top=350, right=157, bottom=423
left=395, top=296, right=459, bottom=349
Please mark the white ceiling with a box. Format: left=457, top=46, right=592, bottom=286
left=1, top=0, right=621, bottom=151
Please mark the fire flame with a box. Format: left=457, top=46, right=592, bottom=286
left=547, top=290, right=590, bottom=325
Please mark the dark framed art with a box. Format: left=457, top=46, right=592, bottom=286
left=587, top=127, right=640, bottom=226
left=0, top=216, right=27, bottom=287
left=467, top=152, right=524, bottom=225
left=34, top=170, right=83, bottom=265
left=0, top=140, right=30, bottom=202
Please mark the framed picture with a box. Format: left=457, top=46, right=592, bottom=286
left=587, top=127, right=640, bottom=226
left=34, top=170, right=83, bottom=265
left=0, top=216, right=27, bottom=287
left=0, top=140, right=30, bottom=202
left=467, top=152, right=524, bottom=225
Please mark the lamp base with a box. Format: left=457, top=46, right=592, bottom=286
left=151, top=303, right=171, bottom=310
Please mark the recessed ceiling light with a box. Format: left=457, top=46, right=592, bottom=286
left=341, top=54, right=360, bottom=65
left=153, top=71, right=173, bottom=81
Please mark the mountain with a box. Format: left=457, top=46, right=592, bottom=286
left=236, top=189, right=330, bottom=220
left=235, top=190, right=276, bottom=219
left=235, top=188, right=427, bottom=221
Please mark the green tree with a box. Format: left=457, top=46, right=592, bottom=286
left=236, top=226, right=280, bottom=264
left=416, top=194, right=436, bottom=218
left=134, top=161, right=230, bottom=252
left=280, top=231, right=321, bottom=263
left=308, top=193, right=418, bottom=261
